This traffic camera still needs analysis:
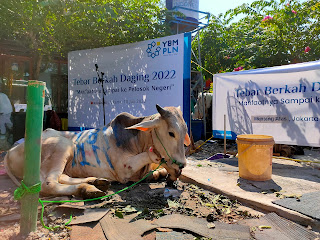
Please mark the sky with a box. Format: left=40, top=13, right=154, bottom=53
left=199, top=0, right=256, bottom=17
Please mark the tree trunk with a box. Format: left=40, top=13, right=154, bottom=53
left=33, top=53, right=42, bottom=80
left=28, top=31, right=42, bottom=80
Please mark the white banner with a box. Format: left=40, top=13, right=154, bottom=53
left=68, top=33, right=191, bottom=130
left=212, top=60, right=320, bottom=147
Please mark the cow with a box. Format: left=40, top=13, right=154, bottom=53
left=4, top=105, right=191, bottom=199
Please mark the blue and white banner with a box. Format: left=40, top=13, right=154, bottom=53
left=212, top=60, right=320, bottom=147
left=68, top=33, right=191, bottom=130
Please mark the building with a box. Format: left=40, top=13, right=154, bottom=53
left=0, top=40, right=68, bottom=150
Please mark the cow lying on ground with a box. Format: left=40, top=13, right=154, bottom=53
left=4, top=105, right=190, bottom=199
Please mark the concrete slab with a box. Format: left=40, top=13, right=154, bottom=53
left=181, top=156, right=320, bottom=231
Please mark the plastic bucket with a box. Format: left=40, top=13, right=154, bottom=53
left=236, top=134, right=274, bottom=181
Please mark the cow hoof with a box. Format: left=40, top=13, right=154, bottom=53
left=79, top=183, right=107, bottom=199
left=153, top=171, right=160, bottom=180
left=84, top=191, right=106, bottom=199
left=88, top=178, right=111, bottom=192
left=80, top=188, right=106, bottom=199
left=153, top=168, right=168, bottom=180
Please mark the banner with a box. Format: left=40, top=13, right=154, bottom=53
left=212, top=60, right=320, bottom=147
left=68, top=33, right=191, bottom=130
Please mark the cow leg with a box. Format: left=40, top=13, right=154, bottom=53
left=148, top=163, right=168, bottom=180
left=42, top=180, right=106, bottom=199
left=152, top=168, right=168, bottom=180
left=120, top=152, right=159, bottom=183
left=59, top=174, right=110, bottom=192
left=42, top=173, right=107, bottom=199
left=42, top=172, right=108, bottom=199
left=124, top=151, right=169, bottom=182
left=40, top=138, right=107, bottom=199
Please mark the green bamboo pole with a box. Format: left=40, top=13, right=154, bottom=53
left=20, top=80, right=45, bottom=235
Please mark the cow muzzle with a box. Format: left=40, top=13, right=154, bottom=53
left=168, top=168, right=182, bottom=181
left=172, top=159, right=185, bottom=170
left=175, top=168, right=182, bottom=177
left=163, top=159, right=185, bottom=180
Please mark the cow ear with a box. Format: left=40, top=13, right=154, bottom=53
left=126, top=118, right=160, bottom=132
left=184, top=133, right=191, bottom=146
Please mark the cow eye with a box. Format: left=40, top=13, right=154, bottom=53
left=169, top=132, right=175, bottom=138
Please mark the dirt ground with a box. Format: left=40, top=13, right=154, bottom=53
left=0, top=178, right=258, bottom=240
left=0, top=169, right=260, bottom=240
left=1, top=139, right=318, bottom=240
left=0, top=140, right=259, bottom=240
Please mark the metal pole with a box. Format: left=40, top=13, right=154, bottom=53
left=20, top=80, right=45, bottom=235
left=224, top=114, right=227, bottom=155
left=197, top=31, right=206, bottom=139
left=95, top=64, right=106, bottom=126
left=101, top=72, right=106, bottom=126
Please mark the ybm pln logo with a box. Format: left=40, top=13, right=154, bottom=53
left=146, top=39, right=179, bottom=58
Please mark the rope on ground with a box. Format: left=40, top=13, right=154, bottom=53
left=37, top=159, right=166, bottom=230
left=273, top=156, right=320, bottom=164
left=195, top=135, right=214, bottom=151
left=188, top=136, right=214, bottom=155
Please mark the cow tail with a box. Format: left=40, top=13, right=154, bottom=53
left=4, top=151, right=21, bottom=186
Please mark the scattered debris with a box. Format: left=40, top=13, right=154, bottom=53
left=258, top=225, right=272, bottom=230
left=163, top=188, right=181, bottom=198
left=188, top=139, right=237, bottom=161
left=207, top=222, right=216, bottom=229
left=275, top=192, right=302, bottom=200
left=0, top=213, right=20, bottom=222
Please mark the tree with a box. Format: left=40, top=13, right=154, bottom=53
left=195, top=0, right=320, bottom=78
left=0, top=0, right=170, bottom=79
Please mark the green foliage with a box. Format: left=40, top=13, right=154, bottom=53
left=0, top=0, right=170, bottom=77
left=2, top=0, right=319, bottom=80
left=194, top=0, right=320, bottom=78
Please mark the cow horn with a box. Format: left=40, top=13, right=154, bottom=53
left=156, top=104, right=170, bottom=118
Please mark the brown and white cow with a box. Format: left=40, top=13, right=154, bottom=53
left=4, top=105, right=190, bottom=199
